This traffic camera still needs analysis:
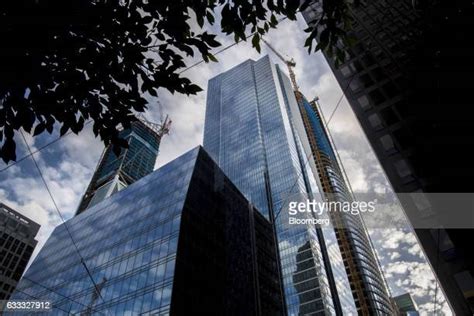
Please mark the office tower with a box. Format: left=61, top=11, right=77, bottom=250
left=302, top=1, right=474, bottom=313
left=8, top=147, right=284, bottom=315
left=393, top=293, right=419, bottom=316
left=0, top=203, right=39, bottom=301
left=204, top=55, right=391, bottom=315
left=290, top=95, right=394, bottom=314
left=76, top=117, right=170, bottom=215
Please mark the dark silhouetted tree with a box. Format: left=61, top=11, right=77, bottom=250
left=0, top=0, right=354, bottom=163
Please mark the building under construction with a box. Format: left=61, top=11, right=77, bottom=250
left=263, top=39, right=395, bottom=314
left=298, top=95, right=394, bottom=315
left=75, top=116, right=171, bottom=215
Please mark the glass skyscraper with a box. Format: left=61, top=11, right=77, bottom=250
left=204, top=55, right=357, bottom=315
left=8, top=147, right=284, bottom=315
left=76, top=119, right=168, bottom=215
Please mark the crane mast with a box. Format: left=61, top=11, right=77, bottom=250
left=261, top=38, right=300, bottom=93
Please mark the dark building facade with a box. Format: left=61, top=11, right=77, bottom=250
left=0, top=203, right=39, bottom=301
left=9, top=147, right=284, bottom=315
left=302, top=1, right=474, bottom=314
left=170, top=147, right=284, bottom=315
left=76, top=118, right=168, bottom=215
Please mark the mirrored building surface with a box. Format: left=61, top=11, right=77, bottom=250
left=9, top=147, right=284, bottom=315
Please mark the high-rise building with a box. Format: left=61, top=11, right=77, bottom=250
left=204, top=55, right=391, bottom=315
left=290, top=94, right=394, bottom=314
left=76, top=118, right=170, bottom=215
left=0, top=203, right=39, bottom=301
left=302, top=1, right=474, bottom=313
left=204, top=55, right=342, bottom=315
left=8, top=147, right=284, bottom=315
left=393, top=293, right=419, bottom=316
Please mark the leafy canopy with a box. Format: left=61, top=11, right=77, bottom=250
left=0, top=0, right=353, bottom=163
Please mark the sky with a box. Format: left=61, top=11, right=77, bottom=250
left=0, top=13, right=451, bottom=315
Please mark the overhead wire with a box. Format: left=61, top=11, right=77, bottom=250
left=6, top=23, right=284, bottom=313
left=178, top=17, right=288, bottom=75
left=0, top=120, right=93, bottom=173
left=19, top=131, right=108, bottom=314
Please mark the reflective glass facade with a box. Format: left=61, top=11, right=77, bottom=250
left=76, top=120, right=162, bottom=215
left=204, top=56, right=341, bottom=315
left=9, top=147, right=284, bottom=315
left=301, top=98, right=336, bottom=162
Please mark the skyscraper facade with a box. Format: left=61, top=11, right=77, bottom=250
left=0, top=203, right=39, bottom=301
left=302, top=1, right=474, bottom=313
left=291, top=95, right=394, bottom=314
left=76, top=118, right=169, bottom=215
left=8, top=147, right=284, bottom=315
left=204, top=55, right=359, bottom=315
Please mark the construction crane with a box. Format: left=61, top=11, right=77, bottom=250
left=261, top=38, right=300, bottom=94
left=136, top=113, right=172, bottom=139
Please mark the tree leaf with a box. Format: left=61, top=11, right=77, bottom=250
left=0, top=0, right=352, bottom=161
left=186, top=84, right=203, bottom=95
left=252, top=34, right=261, bottom=53
left=33, top=123, right=46, bottom=136
left=208, top=53, right=218, bottom=62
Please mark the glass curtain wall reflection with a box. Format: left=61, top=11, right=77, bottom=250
left=8, top=147, right=284, bottom=315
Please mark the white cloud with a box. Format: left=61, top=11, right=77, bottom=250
left=390, top=252, right=401, bottom=260
left=0, top=130, right=99, bottom=265
left=336, top=149, right=369, bottom=192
